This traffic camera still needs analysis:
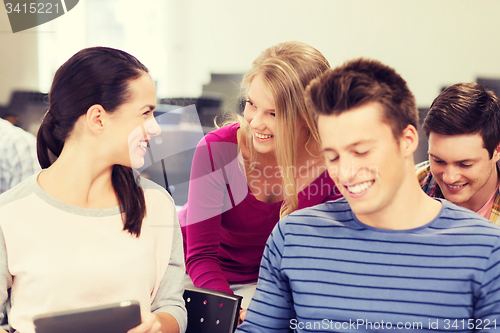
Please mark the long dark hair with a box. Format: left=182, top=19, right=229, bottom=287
left=37, top=47, right=149, bottom=237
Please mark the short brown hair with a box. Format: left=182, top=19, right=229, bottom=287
left=422, top=82, right=500, bottom=158
left=305, top=58, right=418, bottom=140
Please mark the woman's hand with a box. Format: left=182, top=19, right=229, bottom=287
left=127, top=311, right=162, bottom=333
left=238, top=308, right=247, bottom=326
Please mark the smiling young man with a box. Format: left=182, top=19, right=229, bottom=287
left=236, top=59, right=500, bottom=333
left=417, top=83, right=500, bottom=224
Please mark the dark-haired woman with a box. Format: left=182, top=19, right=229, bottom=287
left=0, top=47, right=186, bottom=333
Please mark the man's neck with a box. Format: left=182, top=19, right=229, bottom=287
left=356, top=173, right=442, bottom=230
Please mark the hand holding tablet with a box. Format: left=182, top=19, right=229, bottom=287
left=33, top=300, right=142, bottom=333
left=126, top=311, right=163, bottom=333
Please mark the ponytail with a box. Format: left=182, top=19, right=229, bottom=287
left=37, top=111, right=63, bottom=169
left=112, top=165, right=146, bottom=237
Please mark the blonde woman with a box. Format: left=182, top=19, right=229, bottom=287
left=179, top=41, right=341, bottom=309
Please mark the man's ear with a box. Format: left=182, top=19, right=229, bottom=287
left=399, top=124, right=418, bottom=157
left=492, top=142, right=500, bottom=162
left=85, top=104, right=106, bottom=134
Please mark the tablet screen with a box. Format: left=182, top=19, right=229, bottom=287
left=33, top=300, right=141, bottom=333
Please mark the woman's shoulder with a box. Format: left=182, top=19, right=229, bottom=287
left=0, top=173, right=38, bottom=210
left=139, top=177, right=179, bottom=226
left=203, top=123, right=240, bottom=145
left=139, top=176, right=174, bottom=204
left=194, top=124, right=241, bottom=164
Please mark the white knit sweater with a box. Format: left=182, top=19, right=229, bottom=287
left=0, top=172, right=187, bottom=333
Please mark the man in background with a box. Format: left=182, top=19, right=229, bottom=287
left=0, top=117, right=40, bottom=194
left=417, top=83, right=500, bottom=224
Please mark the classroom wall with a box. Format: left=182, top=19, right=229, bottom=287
left=1, top=1, right=500, bottom=108
left=168, top=0, right=500, bottom=107
left=0, top=7, right=38, bottom=105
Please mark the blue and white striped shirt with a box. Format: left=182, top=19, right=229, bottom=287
left=0, top=118, right=40, bottom=194
left=237, top=198, right=500, bottom=332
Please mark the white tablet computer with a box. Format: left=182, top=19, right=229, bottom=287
left=33, top=300, right=141, bottom=333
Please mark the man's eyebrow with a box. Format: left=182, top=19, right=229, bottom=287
left=321, top=140, right=375, bottom=153
left=429, top=153, right=476, bottom=163
left=345, top=139, right=375, bottom=149
left=428, top=153, right=441, bottom=160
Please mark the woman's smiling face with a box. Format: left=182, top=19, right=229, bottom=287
left=106, top=74, right=161, bottom=168
left=244, top=73, right=277, bottom=155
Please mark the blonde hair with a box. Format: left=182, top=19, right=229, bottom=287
left=237, top=41, right=330, bottom=218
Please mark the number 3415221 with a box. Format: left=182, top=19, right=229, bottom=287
left=5, top=3, right=60, bottom=14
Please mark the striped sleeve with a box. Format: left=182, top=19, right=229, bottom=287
left=475, top=236, right=500, bottom=322
left=236, top=220, right=295, bottom=332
